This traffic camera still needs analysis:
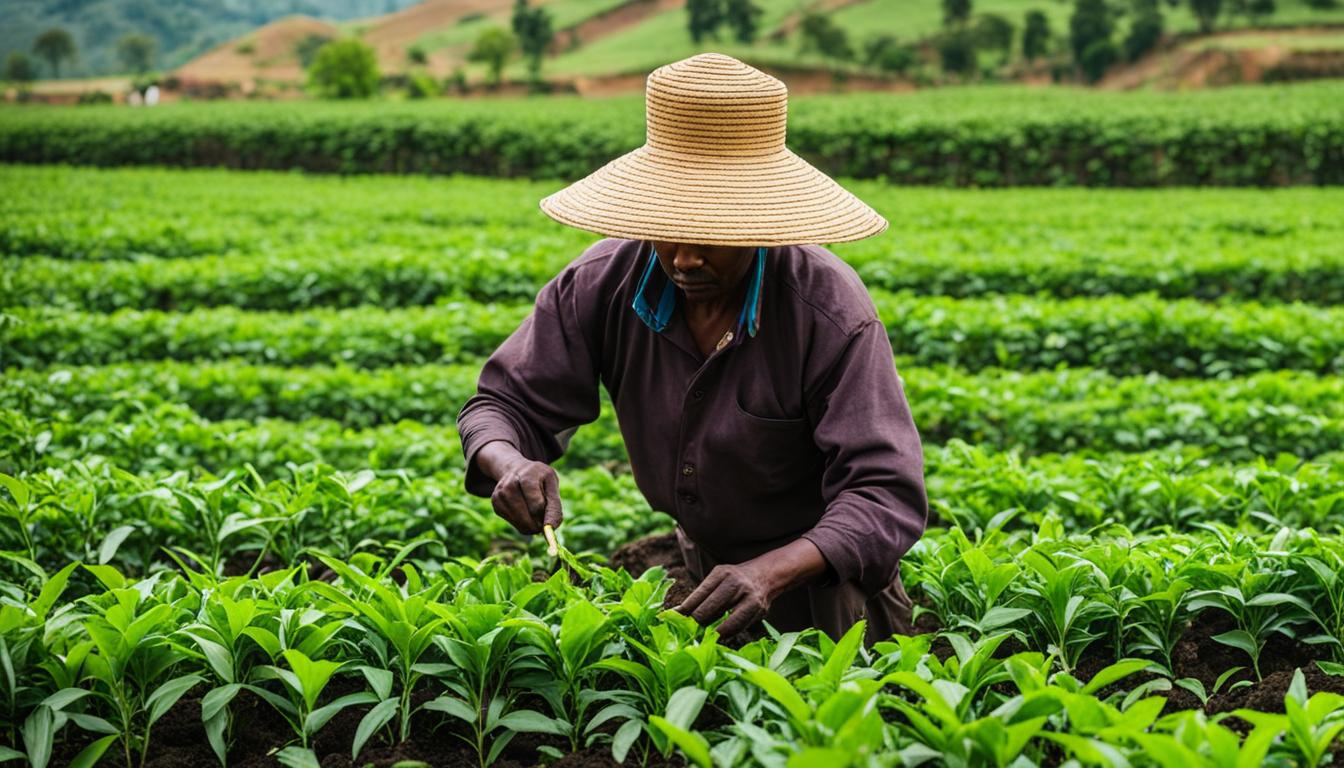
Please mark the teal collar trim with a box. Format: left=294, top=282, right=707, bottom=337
left=632, top=245, right=766, bottom=338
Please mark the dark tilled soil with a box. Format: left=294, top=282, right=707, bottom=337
left=608, top=533, right=768, bottom=646
left=608, top=532, right=695, bottom=608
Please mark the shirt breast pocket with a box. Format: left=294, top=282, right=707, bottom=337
left=719, top=396, right=822, bottom=495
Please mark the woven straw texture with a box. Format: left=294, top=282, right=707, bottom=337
left=539, top=53, right=889, bottom=247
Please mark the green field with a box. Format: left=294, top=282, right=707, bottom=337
left=3, top=160, right=1344, bottom=766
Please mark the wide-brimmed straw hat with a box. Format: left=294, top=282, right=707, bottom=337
left=538, top=52, right=888, bottom=247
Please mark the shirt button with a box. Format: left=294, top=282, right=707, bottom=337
left=681, top=464, right=695, bottom=476
left=692, top=389, right=704, bottom=400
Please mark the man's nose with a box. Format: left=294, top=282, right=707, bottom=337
left=672, top=247, right=705, bottom=272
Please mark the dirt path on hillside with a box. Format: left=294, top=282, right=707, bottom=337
left=1101, top=24, right=1344, bottom=89
left=549, top=0, right=686, bottom=55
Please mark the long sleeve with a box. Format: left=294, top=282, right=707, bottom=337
left=456, top=263, right=603, bottom=497
left=799, top=319, right=929, bottom=597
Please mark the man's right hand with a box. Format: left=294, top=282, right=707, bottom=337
left=474, top=440, right=564, bottom=535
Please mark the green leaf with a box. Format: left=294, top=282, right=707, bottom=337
left=148, top=674, right=205, bottom=726
left=306, top=692, right=378, bottom=735
left=663, top=687, right=708, bottom=731
left=424, top=695, right=476, bottom=723
left=1316, top=660, right=1344, bottom=677
left=1081, top=659, right=1154, bottom=695
left=496, top=709, right=564, bottom=735
left=98, top=525, right=136, bottom=565
left=1210, top=630, right=1258, bottom=662
left=67, top=735, right=119, bottom=768
left=82, top=564, right=126, bottom=590
left=740, top=666, right=810, bottom=725
left=40, top=687, right=92, bottom=711
left=0, top=473, right=31, bottom=510
left=612, top=718, right=643, bottom=764
left=22, top=705, right=54, bottom=768
left=353, top=698, right=398, bottom=760
left=649, top=715, right=712, bottom=768
left=31, top=562, right=79, bottom=622
left=789, top=747, right=854, bottom=768
left=276, top=746, right=320, bottom=768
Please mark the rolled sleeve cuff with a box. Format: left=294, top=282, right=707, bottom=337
left=800, top=518, right=904, bottom=599
left=459, top=407, right=533, bottom=497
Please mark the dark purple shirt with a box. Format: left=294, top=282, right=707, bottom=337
left=457, top=237, right=928, bottom=597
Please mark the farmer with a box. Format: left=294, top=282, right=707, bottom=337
left=456, top=53, right=928, bottom=645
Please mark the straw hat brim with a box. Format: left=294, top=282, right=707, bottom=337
left=538, top=143, right=889, bottom=247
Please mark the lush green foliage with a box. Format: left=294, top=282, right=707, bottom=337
left=9, top=290, right=1343, bottom=377
left=2, top=81, right=1343, bottom=184
left=3, top=164, right=1344, bottom=765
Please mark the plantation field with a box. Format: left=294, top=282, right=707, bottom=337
left=3, top=163, right=1344, bottom=766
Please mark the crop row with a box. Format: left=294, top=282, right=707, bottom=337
left=3, top=81, right=1343, bottom=184
left=6, top=291, right=1343, bottom=377
left=6, top=165, right=1343, bottom=302
left=13, top=236, right=1344, bottom=311
left=8, top=359, right=1344, bottom=460
left=6, top=406, right=1343, bottom=578
left=1, top=510, right=1342, bottom=767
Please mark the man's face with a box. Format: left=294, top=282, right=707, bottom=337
left=651, top=241, right=756, bottom=303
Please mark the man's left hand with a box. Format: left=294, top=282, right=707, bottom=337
left=674, top=537, right=830, bottom=637
left=675, top=561, right=773, bottom=637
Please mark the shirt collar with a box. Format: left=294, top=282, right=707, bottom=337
left=632, top=244, right=766, bottom=339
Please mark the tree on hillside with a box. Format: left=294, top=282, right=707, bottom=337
left=798, top=12, right=855, bottom=86
left=468, top=27, right=517, bottom=88
left=972, top=13, right=1015, bottom=64
left=1022, top=10, right=1052, bottom=61
left=116, top=33, right=156, bottom=74
left=512, top=0, right=555, bottom=85
left=407, top=44, right=428, bottom=66
left=798, top=12, right=855, bottom=63
left=935, top=25, right=977, bottom=75
left=943, top=0, right=973, bottom=25
left=1189, top=0, right=1222, bottom=32
left=1247, top=0, right=1277, bottom=21
left=295, top=33, right=336, bottom=68
left=864, top=34, right=917, bottom=76
left=307, top=38, right=380, bottom=98
left=1069, top=0, right=1113, bottom=63
left=1123, top=0, right=1164, bottom=60
left=687, top=0, right=727, bottom=43
left=5, top=52, right=37, bottom=89
left=724, top=0, right=765, bottom=43
left=33, top=28, right=76, bottom=78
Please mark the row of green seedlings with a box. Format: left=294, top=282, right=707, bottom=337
left=907, top=517, right=1344, bottom=686
left=4, top=437, right=1344, bottom=583
left=9, top=357, right=1344, bottom=461
left=8, top=163, right=1340, bottom=286
left=11, top=229, right=1344, bottom=308
left=3, top=543, right=1343, bottom=768
left=6, top=288, right=1344, bottom=376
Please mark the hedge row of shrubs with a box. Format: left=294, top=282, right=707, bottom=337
left=2, top=82, right=1342, bottom=185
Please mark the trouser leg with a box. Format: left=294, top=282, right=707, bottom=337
left=674, top=527, right=916, bottom=646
